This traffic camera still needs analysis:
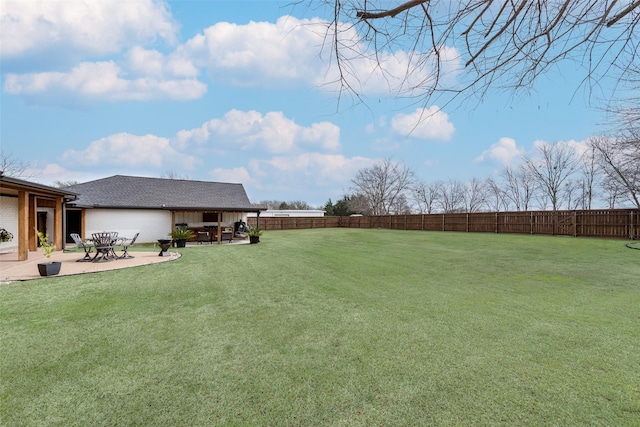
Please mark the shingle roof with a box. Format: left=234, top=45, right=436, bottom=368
left=65, top=175, right=261, bottom=211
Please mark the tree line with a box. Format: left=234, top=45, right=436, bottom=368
left=327, top=136, right=639, bottom=216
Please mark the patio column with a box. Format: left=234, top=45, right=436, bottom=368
left=216, top=212, right=221, bottom=244
left=17, top=191, right=29, bottom=261
left=54, top=196, right=63, bottom=250
left=28, top=194, right=37, bottom=252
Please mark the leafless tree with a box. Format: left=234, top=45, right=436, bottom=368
left=522, top=142, right=580, bottom=210
left=500, top=164, right=535, bottom=211
left=0, top=151, right=32, bottom=179
left=576, top=142, right=600, bottom=209
left=462, top=178, right=487, bottom=212
left=161, top=170, right=190, bottom=180
left=412, top=180, right=441, bottom=213
left=351, top=158, right=415, bottom=215
left=589, top=135, right=640, bottom=208
left=484, top=177, right=509, bottom=212
left=54, top=180, right=79, bottom=188
left=437, top=179, right=465, bottom=213
left=314, top=0, right=640, bottom=107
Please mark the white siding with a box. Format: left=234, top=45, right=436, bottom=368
left=85, top=209, right=172, bottom=243
left=0, top=196, right=18, bottom=251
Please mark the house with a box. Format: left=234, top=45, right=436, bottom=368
left=0, top=173, right=78, bottom=261
left=64, top=175, right=264, bottom=244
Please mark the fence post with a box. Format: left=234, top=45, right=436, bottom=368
left=573, top=211, right=577, bottom=237
left=495, top=212, right=499, bottom=233
left=631, top=211, right=636, bottom=240
left=530, top=211, right=534, bottom=235
left=442, top=214, right=445, bottom=232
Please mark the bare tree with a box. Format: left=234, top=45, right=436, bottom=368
left=412, top=180, right=442, bottom=214
left=351, top=158, right=415, bottom=215
left=500, top=164, right=536, bottom=211
left=161, top=170, right=190, bottom=180
left=0, top=151, right=32, bottom=179
left=462, top=178, right=486, bottom=212
left=484, top=177, right=509, bottom=212
left=316, top=0, right=640, bottom=107
left=54, top=180, right=79, bottom=188
left=522, top=142, right=580, bottom=210
left=437, top=179, right=465, bottom=213
left=590, top=135, right=640, bottom=208
left=576, top=142, right=600, bottom=209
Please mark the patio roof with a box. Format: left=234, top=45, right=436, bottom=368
left=0, top=173, right=78, bottom=199
left=64, top=175, right=264, bottom=212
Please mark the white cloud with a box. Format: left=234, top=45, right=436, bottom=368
left=60, top=133, right=197, bottom=169
left=174, top=109, right=341, bottom=154
left=475, top=137, right=525, bottom=165
left=3, top=61, right=207, bottom=101
left=180, top=16, right=329, bottom=88
left=391, top=106, right=455, bottom=141
left=325, top=45, right=461, bottom=96
left=124, top=46, right=199, bottom=78
left=209, top=167, right=253, bottom=185
left=179, top=15, right=460, bottom=95
left=1, top=0, right=177, bottom=60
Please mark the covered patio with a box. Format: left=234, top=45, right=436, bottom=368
left=0, top=173, right=77, bottom=261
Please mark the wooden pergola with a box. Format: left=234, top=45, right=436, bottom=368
left=0, top=174, right=77, bottom=261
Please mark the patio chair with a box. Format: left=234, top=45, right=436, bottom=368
left=70, top=233, right=94, bottom=262
left=91, top=232, right=117, bottom=262
left=118, top=233, right=139, bottom=259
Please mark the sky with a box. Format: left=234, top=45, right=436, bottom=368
left=0, top=0, right=614, bottom=208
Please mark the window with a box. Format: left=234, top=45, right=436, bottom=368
left=203, top=212, right=218, bottom=222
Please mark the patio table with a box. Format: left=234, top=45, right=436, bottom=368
left=91, top=232, right=119, bottom=262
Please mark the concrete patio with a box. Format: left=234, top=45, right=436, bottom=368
left=0, top=248, right=181, bottom=284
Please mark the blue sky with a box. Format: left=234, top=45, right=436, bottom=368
left=1, top=0, right=609, bottom=207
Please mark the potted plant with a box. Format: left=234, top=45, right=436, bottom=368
left=246, top=227, right=263, bottom=244
left=169, top=226, right=195, bottom=248
left=36, top=230, right=61, bottom=277
left=0, top=228, right=13, bottom=243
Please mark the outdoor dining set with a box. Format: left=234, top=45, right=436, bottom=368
left=70, top=232, right=139, bottom=263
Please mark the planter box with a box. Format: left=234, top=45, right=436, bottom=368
left=38, top=262, right=61, bottom=277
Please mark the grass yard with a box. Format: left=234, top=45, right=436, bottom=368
left=1, top=229, right=639, bottom=426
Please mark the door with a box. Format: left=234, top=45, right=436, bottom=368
left=37, top=211, right=47, bottom=246
left=66, top=210, right=82, bottom=243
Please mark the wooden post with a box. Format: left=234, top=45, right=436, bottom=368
left=28, top=195, right=37, bottom=252
left=17, top=191, right=29, bottom=261
left=530, top=211, right=534, bottom=235
left=216, top=212, right=221, bottom=244
left=54, top=196, right=63, bottom=250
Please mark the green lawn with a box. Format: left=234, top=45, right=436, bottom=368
left=2, top=229, right=639, bottom=426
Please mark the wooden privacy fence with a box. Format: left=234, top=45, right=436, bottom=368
left=248, top=209, right=639, bottom=240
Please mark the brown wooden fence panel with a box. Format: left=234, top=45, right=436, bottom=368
left=424, top=214, right=444, bottom=231
left=468, top=213, right=497, bottom=233
left=246, top=209, right=639, bottom=239
left=444, top=213, right=466, bottom=232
